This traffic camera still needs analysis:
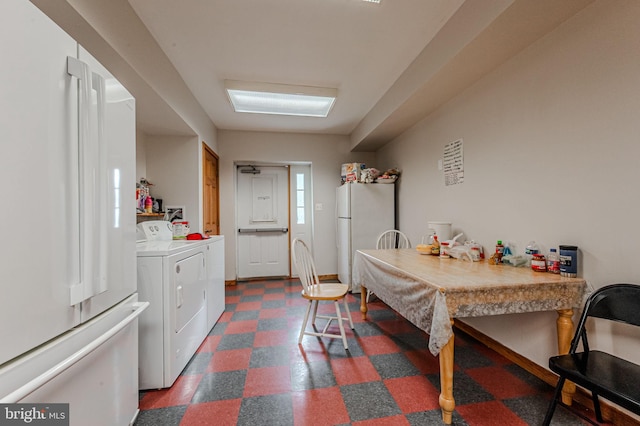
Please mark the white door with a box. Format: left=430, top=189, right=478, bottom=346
left=237, top=165, right=290, bottom=278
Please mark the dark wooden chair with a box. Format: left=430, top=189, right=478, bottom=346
left=543, top=283, right=640, bottom=425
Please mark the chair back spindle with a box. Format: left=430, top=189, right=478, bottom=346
left=376, top=230, right=410, bottom=250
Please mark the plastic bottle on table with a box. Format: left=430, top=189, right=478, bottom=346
left=431, top=235, right=440, bottom=256
left=495, top=240, right=504, bottom=263
left=546, top=248, right=560, bottom=274
left=525, top=241, right=539, bottom=256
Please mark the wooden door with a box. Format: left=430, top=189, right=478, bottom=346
left=202, top=143, right=219, bottom=235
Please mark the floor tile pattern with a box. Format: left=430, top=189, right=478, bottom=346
left=135, top=279, right=599, bottom=425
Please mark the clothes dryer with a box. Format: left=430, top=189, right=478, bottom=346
left=136, top=239, right=210, bottom=389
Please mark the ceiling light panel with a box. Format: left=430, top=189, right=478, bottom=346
left=225, top=80, right=337, bottom=118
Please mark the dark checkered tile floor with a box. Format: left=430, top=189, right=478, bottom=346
left=135, top=279, right=599, bottom=425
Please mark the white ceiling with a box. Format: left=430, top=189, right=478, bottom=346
left=127, top=0, right=464, bottom=136
left=32, top=0, right=596, bottom=151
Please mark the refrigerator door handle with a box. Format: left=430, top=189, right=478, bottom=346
left=0, top=301, right=149, bottom=403
left=91, top=70, right=108, bottom=297
left=67, top=56, right=94, bottom=306
left=67, top=59, right=110, bottom=305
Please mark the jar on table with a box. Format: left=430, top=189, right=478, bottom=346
left=440, top=242, right=450, bottom=258
left=531, top=253, right=547, bottom=272
left=470, top=247, right=481, bottom=261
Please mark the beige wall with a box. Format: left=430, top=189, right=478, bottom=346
left=378, top=0, right=640, bottom=368
left=144, top=135, right=202, bottom=229
left=135, top=129, right=147, bottom=182
left=218, top=130, right=376, bottom=280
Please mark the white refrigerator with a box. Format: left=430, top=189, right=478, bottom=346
left=336, top=183, right=395, bottom=290
left=0, top=1, right=147, bottom=424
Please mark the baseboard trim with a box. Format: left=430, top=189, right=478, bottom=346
left=453, top=319, right=639, bottom=426
left=229, top=274, right=338, bottom=284
left=318, top=274, right=338, bottom=281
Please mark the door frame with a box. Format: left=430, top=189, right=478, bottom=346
left=202, top=142, right=219, bottom=235
left=289, top=163, right=313, bottom=278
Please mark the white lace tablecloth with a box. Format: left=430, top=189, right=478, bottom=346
left=352, top=249, right=587, bottom=355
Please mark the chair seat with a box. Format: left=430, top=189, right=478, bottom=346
left=550, top=350, right=640, bottom=414
left=302, top=283, right=349, bottom=300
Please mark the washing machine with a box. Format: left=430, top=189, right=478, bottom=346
left=136, top=221, right=213, bottom=390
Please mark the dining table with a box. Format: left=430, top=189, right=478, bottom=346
left=352, top=248, right=587, bottom=424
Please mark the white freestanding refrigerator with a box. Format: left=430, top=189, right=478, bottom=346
left=0, top=1, right=147, bottom=424
left=336, top=183, right=395, bottom=290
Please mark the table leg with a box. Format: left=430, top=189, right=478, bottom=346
left=556, top=309, right=576, bottom=405
left=438, top=322, right=455, bottom=424
left=360, top=285, right=368, bottom=320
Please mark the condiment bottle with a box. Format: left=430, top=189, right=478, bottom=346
left=495, top=240, right=504, bottom=263
left=431, top=235, right=440, bottom=256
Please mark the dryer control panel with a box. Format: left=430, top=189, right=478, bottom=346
left=137, top=220, right=173, bottom=241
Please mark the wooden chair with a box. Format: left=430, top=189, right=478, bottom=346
left=292, top=238, right=354, bottom=350
left=543, top=283, right=640, bottom=425
left=376, top=229, right=410, bottom=250
left=367, top=230, right=410, bottom=302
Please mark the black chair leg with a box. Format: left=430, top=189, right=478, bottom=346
left=592, top=392, right=603, bottom=423
left=543, top=377, right=566, bottom=426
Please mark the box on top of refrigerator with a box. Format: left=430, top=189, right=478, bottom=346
left=341, top=163, right=364, bottom=183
